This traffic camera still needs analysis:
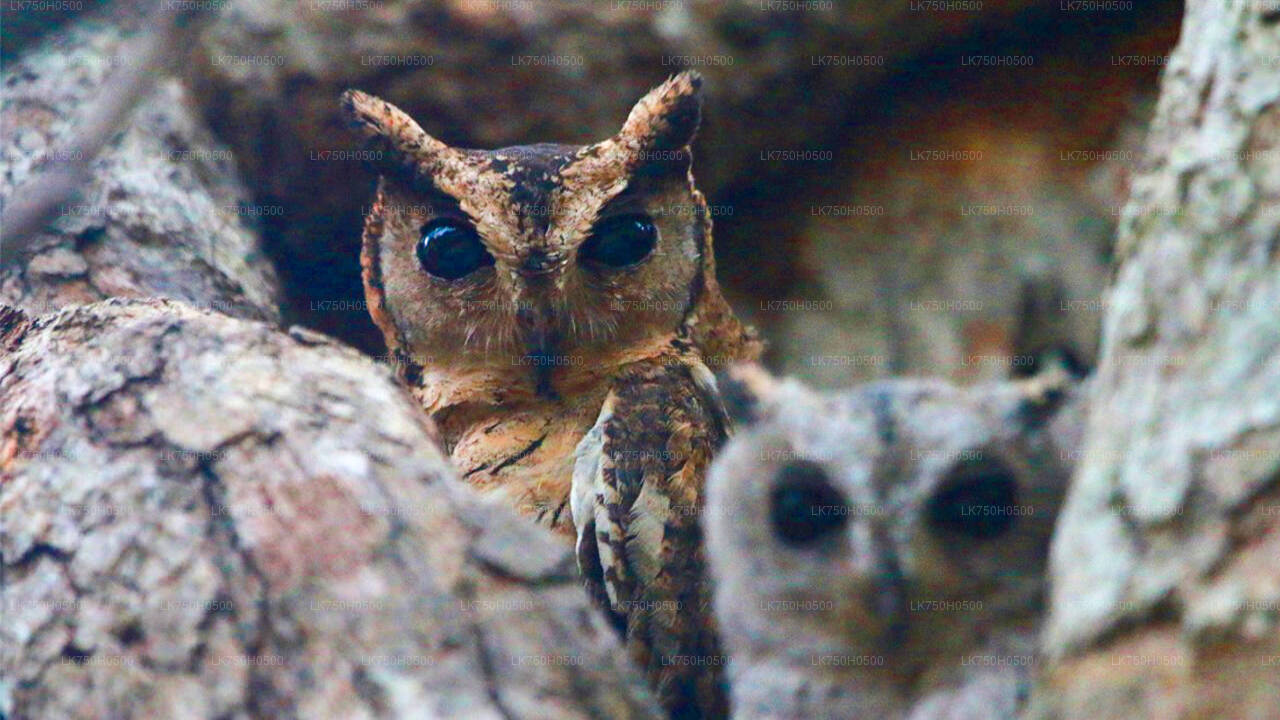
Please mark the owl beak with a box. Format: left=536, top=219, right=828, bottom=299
left=860, top=522, right=909, bottom=648
left=517, top=249, right=556, bottom=278
left=515, top=301, right=561, bottom=400
left=513, top=249, right=566, bottom=398
left=872, top=562, right=909, bottom=649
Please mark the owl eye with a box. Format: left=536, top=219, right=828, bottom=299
left=926, top=458, right=1019, bottom=540
left=769, top=460, right=849, bottom=546
left=417, top=218, right=494, bottom=280
left=579, top=214, right=658, bottom=268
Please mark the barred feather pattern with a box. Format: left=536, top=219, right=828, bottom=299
left=573, top=353, right=729, bottom=720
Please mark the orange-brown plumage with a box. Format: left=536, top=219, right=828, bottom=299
left=342, top=73, right=758, bottom=718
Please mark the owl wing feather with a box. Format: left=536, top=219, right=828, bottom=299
left=571, top=354, right=729, bottom=719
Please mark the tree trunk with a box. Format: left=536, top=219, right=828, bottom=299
left=1030, top=2, right=1280, bottom=718
left=0, top=300, right=660, bottom=720
left=0, top=11, right=281, bottom=324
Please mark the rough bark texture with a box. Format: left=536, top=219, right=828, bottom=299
left=0, top=13, right=281, bottom=323
left=1029, top=2, right=1280, bottom=718
left=0, top=299, right=660, bottom=720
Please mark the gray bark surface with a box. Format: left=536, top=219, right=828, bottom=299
left=0, top=14, right=281, bottom=323
left=0, top=299, right=660, bottom=720
left=1030, top=2, right=1280, bottom=718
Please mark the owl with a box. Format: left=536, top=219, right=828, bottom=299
left=705, top=365, right=1084, bottom=720
left=340, top=72, right=760, bottom=718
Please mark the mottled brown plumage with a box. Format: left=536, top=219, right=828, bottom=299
left=341, top=72, right=759, bottom=718
left=572, top=346, right=730, bottom=718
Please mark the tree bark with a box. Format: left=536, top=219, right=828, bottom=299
left=1030, top=2, right=1280, bottom=718
left=0, top=299, right=660, bottom=720
left=0, top=11, right=281, bottom=324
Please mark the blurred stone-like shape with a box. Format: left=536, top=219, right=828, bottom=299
left=0, top=12, right=281, bottom=323
left=767, top=114, right=1124, bottom=388
left=752, top=3, right=1180, bottom=387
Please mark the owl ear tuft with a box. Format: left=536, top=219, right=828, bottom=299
left=717, top=363, right=782, bottom=428
left=340, top=89, right=454, bottom=177
left=620, top=71, right=703, bottom=153
left=978, top=361, right=1081, bottom=436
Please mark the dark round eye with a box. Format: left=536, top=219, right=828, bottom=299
left=769, top=460, right=849, bottom=546
left=579, top=214, right=657, bottom=268
left=926, top=459, right=1020, bottom=540
left=417, top=218, right=494, bottom=280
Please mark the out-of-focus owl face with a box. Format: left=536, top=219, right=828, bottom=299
left=706, top=367, right=1079, bottom=714
left=342, top=73, right=709, bottom=397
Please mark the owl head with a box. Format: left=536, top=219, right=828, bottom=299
left=340, top=72, right=756, bottom=403
left=705, top=365, right=1085, bottom=719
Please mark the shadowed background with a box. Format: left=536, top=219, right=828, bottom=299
left=2, top=0, right=1183, bottom=384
